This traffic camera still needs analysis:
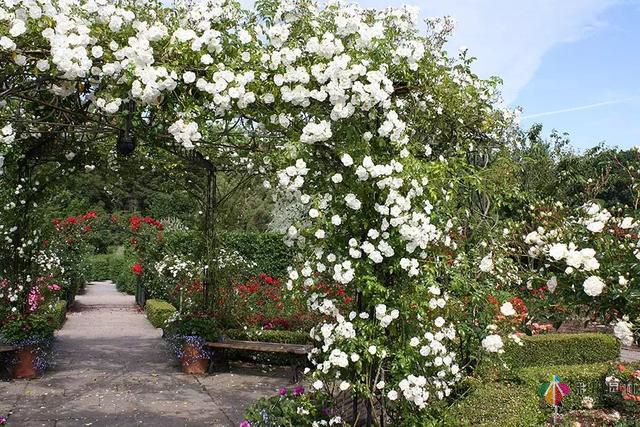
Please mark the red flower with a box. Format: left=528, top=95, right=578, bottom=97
left=132, top=263, right=143, bottom=276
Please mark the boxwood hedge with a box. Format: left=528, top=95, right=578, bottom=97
left=221, top=232, right=292, bottom=277
left=505, top=333, right=620, bottom=368
left=452, top=379, right=544, bottom=426
left=516, top=362, right=612, bottom=411
left=145, top=299, right=177, bottom=329
left=50, top=300, right=67, bottom=330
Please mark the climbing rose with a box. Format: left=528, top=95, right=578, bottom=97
left=132, top=263, right=143, bottom=276
left=583, top=276, right=605, bottom=296
left=481, top=334, right=504, bottom=353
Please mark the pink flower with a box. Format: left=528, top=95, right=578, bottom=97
left=27, top=287, right=42, bottom=312
left=239, top=421, right=251, bottom=427
left=48, top=284, right=61, bottom=291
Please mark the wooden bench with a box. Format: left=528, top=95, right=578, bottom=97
left=205, top=339, right=313, bottom=383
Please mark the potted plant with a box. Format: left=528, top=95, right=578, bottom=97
left=166, top=313, right=219, bottom=374
left=0, top=313, right=55, bottom=378
left=0, top=277, right=60, bottom=379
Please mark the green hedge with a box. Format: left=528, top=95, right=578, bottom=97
left=87, top=249, right=137, bottom=294
left=516, top=362, right=612, bottom=410
left=505, top=333, right=619, bottom=368
left=452, top=379, right=544, bottom=426
left=50, top=300, right=67, bottom=329
left=221, top=232, right=293, bottom=277
left=145, top=299, right=177, bottom=328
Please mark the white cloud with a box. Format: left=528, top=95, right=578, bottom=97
left=359, top=0, right=619, bottom=102
left=521, top=98, right=635, bottom=120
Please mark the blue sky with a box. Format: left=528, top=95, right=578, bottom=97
left=350, top=0, right=640, bottom=151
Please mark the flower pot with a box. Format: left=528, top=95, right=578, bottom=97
left=180, top=343, right=209, bottom=374
left=13, top=346, right=38, bottom=379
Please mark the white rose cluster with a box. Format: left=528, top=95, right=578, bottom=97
left=168, top=119, right=202, bottom=149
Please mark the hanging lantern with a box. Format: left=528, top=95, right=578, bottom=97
left=116, top=100, right=136, bottom=156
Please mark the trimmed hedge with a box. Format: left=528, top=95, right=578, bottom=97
left=221, top=232, right=293, bottom=277
left=145, top=299, right=177, bottom=328
left=517, top=362, right=612, bottom=410
left=50, top=300, right=67, bottom=329
left=87, top=249, right=137, bottom=294
left=452, top=379, right=544, bottom=426
left=505, top=333, right=619, bottom=368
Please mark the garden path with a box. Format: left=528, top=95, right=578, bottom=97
left=0, top=281, right=290, bottom=427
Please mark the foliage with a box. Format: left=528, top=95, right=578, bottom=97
left=50, top=300, right=67, bottom=330
left=225, top=328, right=312, bottom=345
left=516, top=201, right=640, bottom=343
left=165, top=313, right=219, bottom=343
left=220, top=232, right=293, bottom=278
left=452, top=379, right=544, bottom=427
left=145, top=299, right=177, bottom=329
left=226, top=274, right=318, bottom=331
left=602, top=362, right=640, bottom=415
left=516, top=362, right=613, bottom=411
left=2, top=0, right=640, bottom=423
left=0, top=276, right=65, bottom=344
left=242, top=387, right=342, bottom=427
left=504, top=333, right=620, bottom=368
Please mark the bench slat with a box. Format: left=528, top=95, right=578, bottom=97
left=0, top=345, right=16, bottom=352
left=206, top=339, right=312, bottom=355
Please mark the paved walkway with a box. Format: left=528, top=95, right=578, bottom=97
left=1, top=281, right=290, bottom=426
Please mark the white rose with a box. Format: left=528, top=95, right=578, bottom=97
left=340, top=153, right=353, bottom=166
left=583, top=276, right=605, bottom=297
left=500, top=302, right=516, bottom=317
left=479, top=254, right=494, bottom=273
left=481, top=334, right=504, bottom=353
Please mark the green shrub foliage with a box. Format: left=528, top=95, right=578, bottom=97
left=221, top=232, right=292, bottom=277
left=505, top=333, right=620, bottom=368
left=145, top=299, right=177, bottom=329
left=452, top=379, right=544, bottom=426
left=50, top=300, right=67, bottom=330
left=517, top=362, right=613, bottom=411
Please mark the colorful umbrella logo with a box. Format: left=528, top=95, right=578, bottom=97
left=538, top=375, right=571, bottom=406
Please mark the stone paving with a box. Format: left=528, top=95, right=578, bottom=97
left=0, top=281, right=290, bottom=426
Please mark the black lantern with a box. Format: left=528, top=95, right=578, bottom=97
left=116, top=100, right=136, bottom=156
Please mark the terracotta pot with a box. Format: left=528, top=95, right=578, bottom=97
left=180, top=343, right=209, bottom=374
left=13, top=346, right=38, bottom=379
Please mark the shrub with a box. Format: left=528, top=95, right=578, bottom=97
left=516, top=362, right=612, bottom=411
left=221, top=232, right=292, bottom=277
left=452, top=379, right=544, bottom=426
left=86, top=254, right=112, bottom=280
left=505, top=333, right=619, bottom=368
left=50, top=300, right=67, bottom=330
left=145, top=299, right=177, bottom=329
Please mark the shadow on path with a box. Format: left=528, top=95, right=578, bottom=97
left=1, top=281, right=289, bottom=426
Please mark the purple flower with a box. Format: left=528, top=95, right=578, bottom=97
left=279, top=387, right=288, bottom=396
left=239, top=421, right=251, bottom=427
left=294, top=385, right=305, bottom=396
left=0, top=415, right=6, bottom=425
